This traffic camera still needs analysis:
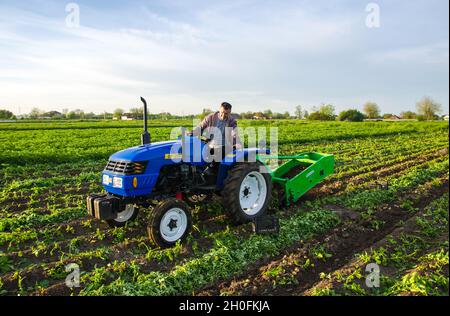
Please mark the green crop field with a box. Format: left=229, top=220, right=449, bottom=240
left=0, top=120, right=448, bottom=296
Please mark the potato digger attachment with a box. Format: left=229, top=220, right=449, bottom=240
left=258, top=152, right=334, bottom=206
left=86, top=97, right=334, bottom=248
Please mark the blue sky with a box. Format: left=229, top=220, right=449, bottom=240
left=0, top=0, right=448, bottom=115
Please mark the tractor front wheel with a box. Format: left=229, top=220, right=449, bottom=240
left=106, top=204, right=139, bottom=227
left=221, top=162, right=272, bottom=224
left=148, top=198, right=192, bottom=248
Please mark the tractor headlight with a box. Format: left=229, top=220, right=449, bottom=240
left=113, top=177, right=123, bottom=188
left=103, top=174, right=112, bottom=185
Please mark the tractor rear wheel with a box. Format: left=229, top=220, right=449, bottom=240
left=221, top=162, right=272, bottom=224
left=148, top=198, right=192, bottom=248
left=106, top=204, right=139, bottom=227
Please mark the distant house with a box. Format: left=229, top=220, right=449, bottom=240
left=44, top=111, right=63, bottom=119
left=121, top=113, right=133, bottom=120
left=383, top=114, right=402, bottom=121
left=443, top=114, right=449, bottom=121
left=252, top=113, right=265, bottom=120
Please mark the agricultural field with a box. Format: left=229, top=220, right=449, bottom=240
left=0, top=120, right=448, bottom=296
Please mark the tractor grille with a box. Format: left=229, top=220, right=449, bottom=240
left=104, top=160, right=147, bottom=175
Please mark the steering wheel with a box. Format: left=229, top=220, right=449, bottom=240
left=198, top=135, right=212, bottom=143
left=186, top=131, right=211, bottom=143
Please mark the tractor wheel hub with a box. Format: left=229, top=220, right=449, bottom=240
left=239, top=171, right=268, bottom=215
left=160, top=207, right=188, bottom=242
left=168, top=218, right=178, bottom=231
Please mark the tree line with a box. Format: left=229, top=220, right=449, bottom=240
left=0, top=96, right=445, bottom=121
left=294, top=96, right=444, bottom=122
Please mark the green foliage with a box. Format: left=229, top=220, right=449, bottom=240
left=400, top=111, right=417, bottom=120
left=197, top=108, right=213, bottom=120
left=113, top=108, right=124, bottom=119
left=338, top=109, right=365, bottom=122
left=308, top=104, right=336, bottom=121
left=387, top=250, right=449, bottom=296
left=416, top=96, right=442, bottom=121
left=0, top=252, right=14, bottom=273
left=363, top=102, right=380, bottom=119
left=0, top=119, right=447, bottom=296
left=0, top=109, right=14, bottom=119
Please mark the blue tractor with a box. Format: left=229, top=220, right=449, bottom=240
left=87, top=97, right=273, bottom=247
left=87, top=97, right=335, bottom=248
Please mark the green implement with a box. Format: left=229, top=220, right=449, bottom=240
left=257, top=152, right=335, bottom=206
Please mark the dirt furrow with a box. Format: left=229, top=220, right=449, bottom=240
left=196, top=179, right=448, bottom=296
left=1, top=146, right=447, bottom=295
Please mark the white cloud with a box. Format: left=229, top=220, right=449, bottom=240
left=366, top=41, right=449, bottom=65
left=0, top=1, right=448, bottom=115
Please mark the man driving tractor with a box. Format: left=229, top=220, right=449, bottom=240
left=191, top=102, right=242, bottom=179
left=192, top=102, right=242, bottom=156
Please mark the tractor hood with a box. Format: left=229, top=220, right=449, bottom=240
left=109, top=140, right=178, bottom=162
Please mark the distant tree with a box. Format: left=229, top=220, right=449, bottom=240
left=283, top=111, right=290, bottom=119
left=363, top=102, right=380, bottom=119
left=338, top=109, right=365, bottom=122
left=85, top=112, right=95, bottom=119
left=66, top=111, right=77, bottom=119
left=382, top=113, right=393, bottom=119
left=271, top=112, right=287, bottom=119
left=307, top=112, right=323, bottom=121
left=113, top=108, right=124, bottom=119
left=271, top=112, right=281, bottom=119
left=0, top=109, right=14, bottom=119
left=198, top=108, right=213, bottom=119
left=400, top=111, right=417, bottom=120
left=130, top=107, right=144, bottom=119
left=416, top=115, right=426, bottom=121
left=263, top=109, right=273, bottom=119
left=74, top=109, right=85, bottom=119
left=308, top=104, right=336, bottom=121
left=29, top=107, right=42, bottom=119
left=416, top=96, right=441, bottom=121
left=303, top=110, right=309, bottom=119
left=294, top=105, right=303, bottom=119
left=320, top=104, right=336, bottom=117
left=160, top=112, right=173, bottom=120
left=240, top=111, right=254, bottom=119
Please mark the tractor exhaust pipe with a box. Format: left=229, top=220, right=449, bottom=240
left=140, top=97, right=151, bottom=145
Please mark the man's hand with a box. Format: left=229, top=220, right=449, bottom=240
left=235, top=143, right=243, bottom=150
